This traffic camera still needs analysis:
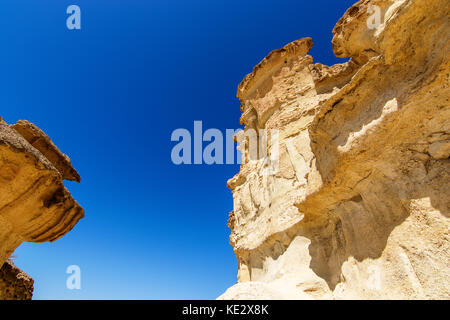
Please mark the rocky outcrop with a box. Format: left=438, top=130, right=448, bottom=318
left=0, top=260, right=34, bottom=300
left=220, top=0, right=449, bottom=300
left=0, top=116, right=83, bottom=299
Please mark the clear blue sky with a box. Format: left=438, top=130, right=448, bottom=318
left=0, top=0, right=355, bottom=299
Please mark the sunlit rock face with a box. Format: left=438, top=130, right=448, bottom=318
left=220, top=0, right=450, bottom=300
left=0, top=117, right=84, bottom=299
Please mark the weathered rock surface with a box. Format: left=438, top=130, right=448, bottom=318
left=0, top=116, right=83, bottom=299
left=220, top=0, right=449, bottom=300
left=0, top=260, right=34, bottom=300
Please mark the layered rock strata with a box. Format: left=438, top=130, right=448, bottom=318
left=0, top=117, right=84, bottom=299
left=220, top=0, right=449, bottom=300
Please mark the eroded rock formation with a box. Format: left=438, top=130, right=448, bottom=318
left=0, top=260, right=34, bottom=300
left=0, top=117, right=83, bottom=299
left=220, top=0, right=449, bottom=299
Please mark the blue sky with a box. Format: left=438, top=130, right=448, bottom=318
left=0, top=0, right=354, bottom=299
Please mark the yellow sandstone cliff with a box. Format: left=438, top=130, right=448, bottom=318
left=0, top=117, right=83, bottom=299
left=220, top=0, right=450, bottom=299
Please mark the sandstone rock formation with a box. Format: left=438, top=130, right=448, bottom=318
left=0, top=116, right=83, bottom=299
left=220, top=0, right=449, bottom=300
left=0, top=260, right=34, bottom=300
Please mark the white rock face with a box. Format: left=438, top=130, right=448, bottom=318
left=220, top=0, right=450, bottom=300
